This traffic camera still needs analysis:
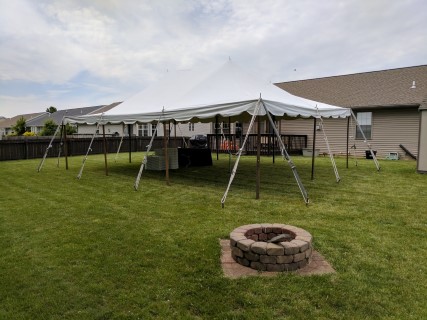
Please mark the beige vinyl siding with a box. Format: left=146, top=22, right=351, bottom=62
left=279, top=107, right=420, bottom=159
left=368, top=108, right=419, bottom=159
left=280, top=118, right=349, bottom=156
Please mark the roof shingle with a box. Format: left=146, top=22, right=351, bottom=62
left=275, top=65, right=427, bottom=109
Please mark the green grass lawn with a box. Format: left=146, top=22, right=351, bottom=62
left=1, top=153, right=426, bottom=319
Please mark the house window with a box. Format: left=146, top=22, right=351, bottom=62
left=235, top=122, right=242, bottom=136
left=188, top=123, right=195, bottom=131
left=151, top=124, right=157, bottom=136
left=138, top=124, right=149, bottom=137
left=355, top=112, right=372, bottom=139
left=214, top=122, right=229, bottom=133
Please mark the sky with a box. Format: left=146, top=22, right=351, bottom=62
left=0, top=0, right=426, bottom=118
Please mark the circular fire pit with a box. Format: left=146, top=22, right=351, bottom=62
left=229, top=223, right=313, bottom=272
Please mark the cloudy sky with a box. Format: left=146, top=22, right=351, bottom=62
left=0, top=0, right=426, bottom=118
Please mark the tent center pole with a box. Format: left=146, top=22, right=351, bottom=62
left=311, top=118, right=317, bottom=180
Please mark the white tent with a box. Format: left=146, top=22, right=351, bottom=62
left=62, top=61, right=378, bottom=205
left=65, top=61, right=350, bottom=125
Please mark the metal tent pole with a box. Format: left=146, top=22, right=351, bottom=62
left=256, top=116, right=261, bottom=199
left=350, top=110, right=380, bottom=171
left=346, top=117, right=350, bottom=169
left=163, top=122, right=170, bottom=186
left=221, top=98, right=262, bottom=208
left=63, top=123, right=69, bottom=170
left=261, top=101, right=309, bottom=204
left=77, top=123, right=100, bottom=179
left=311, top=118, right=317, bottom=180
left=102, top=125, right=108, bottom=176
left=37, top=119, right=63, bottom=172
left=134, top=117, right=162, bottom=190
left=128, top=124, right=132, bottom=163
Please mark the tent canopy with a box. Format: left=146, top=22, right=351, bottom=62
left=65, top=61, right=351, bottom=125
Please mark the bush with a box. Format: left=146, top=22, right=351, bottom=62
left=40, top=119, right=58, bottom=136
left=23, top=131, right=36, bottom=137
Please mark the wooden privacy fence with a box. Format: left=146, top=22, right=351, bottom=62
left=0, top=136, right=187, bottom=161
left=0, top=134, right=307, bottom=161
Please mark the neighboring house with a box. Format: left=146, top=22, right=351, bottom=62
left=26, top=102, right=121, bottom=135
left=0, top=112, right=46, bottom=137
left=274, top=65, right=427, bottom=159
left=77, top=109, right=213, bottom=138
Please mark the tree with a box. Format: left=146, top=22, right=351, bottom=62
left=40, top=119, right=58, bottom=136
left=12, top=116, right=27, bottom=135
left=46, top=106, right=57, bottom=113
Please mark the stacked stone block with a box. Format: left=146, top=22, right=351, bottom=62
left=229, top=223, right=313, bottom=272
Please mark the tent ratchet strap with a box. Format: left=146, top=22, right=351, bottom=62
left=134, top=115, right=163, bottom=191
left=317, top=115, right=340, bottom=182
left=350, top=110, right=380, bottom=171
left=262, top=101, right=309, bottom=204
left=37, top=118, right=64, bottom=172
left=221, top=99, right=262, bottom=208
left=77, top=114, right=104, bottom=179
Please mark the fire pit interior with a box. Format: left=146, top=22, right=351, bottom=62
left=229, top=223, right=313, bottom=272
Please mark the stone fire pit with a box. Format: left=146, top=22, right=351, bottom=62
left=229, top=223, right=313, bottom=272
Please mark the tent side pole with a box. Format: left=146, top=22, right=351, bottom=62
left=163, top=122, right=170, bottom=186
left=127, top=124, right=132, bottom=163
left=102, top=125, right=108, bottom=176
left=63, top=124, right=69, bottom=170
left=215, top=116, right=219, bottom=160
left=311, top=118, right=317, bottom=180
left=272, top=115, right=276, bottom=164
left=174, top=120, right=177, bottom=148
left=346, top=117, right=350, bottom=169
left=256, top=116, right=261, bottom=199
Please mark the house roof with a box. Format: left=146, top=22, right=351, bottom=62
left=275, top=65, right=427, bottom=109
left=26, top=102, right=121, bottom=127
left=0, top=112, right=46, bottom=129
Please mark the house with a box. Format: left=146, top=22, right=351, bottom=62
left=75, top=102, right=213, bottom=138
left=0, top=112, right=46, bottom=137
left=26, top=103, right=121, bottom=135
left=275, top=65, right=427, bottom=159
